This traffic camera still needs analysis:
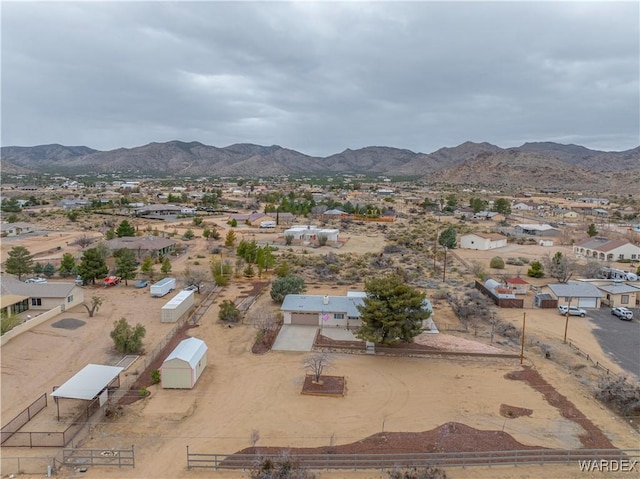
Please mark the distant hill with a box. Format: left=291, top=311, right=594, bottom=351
left=1, top=140, right=638, bottom=193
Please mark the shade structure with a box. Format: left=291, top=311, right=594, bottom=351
left=51, top=364, right=124, bottom=400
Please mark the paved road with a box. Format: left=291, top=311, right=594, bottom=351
left=588, top=307, right=640, bottom=377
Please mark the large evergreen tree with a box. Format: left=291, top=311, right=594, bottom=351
left=270, top=276, right=306, bottom=303
left=77, top=247, right=109, bottom=284
left=114, top=248, right=138, bottom=285
left=116, top=220, right=136, bottom=237
left=5, top=246, right=34, bottom=280
left=356, top=274, right=429, bottom=345
left=58, top=253, right=77, bottom=277
left=438, top=226, right=457, bottom=249
left=493, top=198, right=512, bottom=216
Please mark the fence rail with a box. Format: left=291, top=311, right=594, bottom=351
left=567, top=341, right=628, bottom=381
left=62, top=445, right=135, bottom=468
left=187, top=448, right=640, bottom=471
left=0, top=393, right=47, bottom=445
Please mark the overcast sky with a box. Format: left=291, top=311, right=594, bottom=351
left=2, top=1, right=638, bottom=156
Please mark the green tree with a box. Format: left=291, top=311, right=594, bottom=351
left=270, top=276, right=306, bottom=303
left=443, top=194, right=458, bottom=212
left=182, top=267, right=209, bottom=293
left=527, top=260, right=545, bottom=278
left=183, top=229, right=195, bottom=240
left=140, top=256, right=155, bottom=280
left=110, top=318, right=146, bottom=354
left=493, top=198, right=512, bottom=216
left=274, top=261, right=292, bottom=278
left=77, top=247, right=109, bottom=284
left=58, top=253, right=77, bottom=277
left=438, top=226, right=457, bottom=249
left=243, top=264, right=256, bottom=278
left=469, top=197, right=488, bottom=213
left=105, top=228, right=116, bottom=240
left=160, top=257, right=172, bottom=275
left=0, top=198, right=21, bottom=213
left=211, top=259, right=232, bottom=286
left=218, top=300, right=241, bottom=322
left=33, top=262, right=44, bottom=275
left=256, top=246, right=275, bottom=272
left=116, top=220, right=136, bottom=237
left=356, top=274, right=429, bottom=345
left=43, top=263, right=56, bottom=278
left=225, top=230, right=237, bottom=248
left=114, top=248, right=138, bottom=285
left=587, top=223, right=598, bottom=237
left=202, top=228, right=212, bottom=240
left=192, top=216, right=203, bottom=227
left=67, top=210, right=80, bottom=222
left=5, top=246, right=34, bottom=280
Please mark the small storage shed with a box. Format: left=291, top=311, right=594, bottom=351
left=161, top=290, right=195, bottom=323
left=161, top=337, right=208, bottom=389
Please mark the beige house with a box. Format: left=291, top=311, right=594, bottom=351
left=0, top=222, right=36, bottom=237
left=0, top=275, right=84, bottom=312
left=573, top=238, right=640, bottom=262
left=595, top=282, right=640, bottom=307
left=459, top=233, right=508, bottom=250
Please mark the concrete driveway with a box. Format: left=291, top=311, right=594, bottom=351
left=588, top=307, right=640, bottom=376
left=272, top=325, right=318, bottom=351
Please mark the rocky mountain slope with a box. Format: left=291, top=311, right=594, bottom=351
left=2, top=140, right=638, bottom=193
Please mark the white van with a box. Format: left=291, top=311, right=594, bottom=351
left=260, top=221, right=276, bottom=228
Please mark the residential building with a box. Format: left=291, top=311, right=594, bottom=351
left=573, top=238, right=640, bottom=262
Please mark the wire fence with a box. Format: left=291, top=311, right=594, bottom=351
left=567, top=341, right=629, bottom=382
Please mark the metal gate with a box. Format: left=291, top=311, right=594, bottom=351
left=62, top=446, right=135, bottom=468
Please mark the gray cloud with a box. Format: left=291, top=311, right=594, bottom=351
left=2, top=1, right=638, bottom=156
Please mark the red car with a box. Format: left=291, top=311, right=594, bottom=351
left=103, top=276, right=121, bottom=287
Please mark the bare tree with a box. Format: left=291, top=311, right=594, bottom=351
left=303, top=353, right=332, bottom=383
left=544, top=251, right=575, bottom=283
left=181, top=266, right=209, bottom=293
left=448, top=289, right=491, bottom=331
left=250, top=429, right=260, bottom=450
left=82, top=296, right=103, bottom=317
left=76, top=234, right=94, bottom=249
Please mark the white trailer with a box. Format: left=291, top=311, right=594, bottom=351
left=151, top=277, right=176, bottom=297
left=161, top=290, right=195, bottom=323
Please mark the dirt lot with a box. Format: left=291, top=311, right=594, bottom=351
left=2, top=217, right=639, bottom=479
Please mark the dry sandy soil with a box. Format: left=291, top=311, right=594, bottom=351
left=1, top=217, right=639, bottom=479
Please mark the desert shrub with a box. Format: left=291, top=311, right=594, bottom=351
left=595, top=376, right=640, bottom=416
left=387, top=466, right=448, bottom=479
left=490, top=256, right=505, bottom=269
left=218, top=300, right=241, bottom=322
left=383, top=244, right=405, bottom=254
left=270, top=276, right=306, bottom=303
left=110, top=318, right=146, bottom=354
left=150, top=370, right=161, bottom=385
left=250, top=453, right=316, bottom=479
left=506, top=257, right=524, bottom=266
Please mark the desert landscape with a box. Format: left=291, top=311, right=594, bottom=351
left=2, top=209, right=639, bottom=479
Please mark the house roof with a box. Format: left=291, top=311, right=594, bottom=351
left=516, top=224, right=556, bottom=231
left=163, top=337, right=207, bottom=369
left=547, top=282, right=604, bottom=299
left=0, top=275, right=77, bottom=298
left=135, top=204, right=182, bottom=212
left=323, top=209, right=346, bottom=215
left=51, top=364, right=124, bottom=400
left=505, top=277, right=529, bottom=285
left=596, top=283, right=640, bottom=294
left=281, top=295, right=364, bottom=316
left=463, top=232, right=505, bottom=241
left=574, top=238, right=635, bottom=252
left=105, top=236, right=176, bottom=251
left=0, top=294, right=29, bottom=309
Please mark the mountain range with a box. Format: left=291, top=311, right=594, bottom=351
left=2, top=141, right=639, bottom=193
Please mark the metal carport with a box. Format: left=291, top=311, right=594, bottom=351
left=51, top=364, right=123, bottom=420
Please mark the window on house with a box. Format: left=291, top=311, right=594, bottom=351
left=621, top=295, right=629, bottom=305
left=618, top=254, right=625, bottom=260
left=67, top=295, right=73, bottom=303
left=31, top=298, right=42, bottom=306
left=632, top=255, right=637, bottom=260
left=334, top=313, right=344, bottom=319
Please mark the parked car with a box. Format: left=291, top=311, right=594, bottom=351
left=557, top=305, right=586, bottom=317
left=135, top=279, right=149, bottom=288
left=611, top=307, right=634, bottom=321
left=25, top=277, right=47, bottom=284
left=183, top=284, right=198, bottom=292
left=103, top=276, right=122, bottom=287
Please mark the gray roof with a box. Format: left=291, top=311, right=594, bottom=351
left=281, top=294, right=364, bottom=316
left=596, top=283, right=640, bottom=295
left=51, top=364, right=124, bottom=400
left=0, top=275, right=76, bottom=298
left=105, top=236, right=176, bottom=251
left=547, top=282, right=604, bottom=299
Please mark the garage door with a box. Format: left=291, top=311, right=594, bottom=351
left=577, top=298, right=597, bottom=308
left=291, top=312, right=319, bottom=325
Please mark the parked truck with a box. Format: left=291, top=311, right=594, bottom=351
left=161, top=290, right=195, bottom=323
left=151, top=277, right=176, bottom=297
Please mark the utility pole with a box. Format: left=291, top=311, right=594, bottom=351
left=442, top=247, right=448, bottom=283
left=520, top=312, right=526, bottom=365
left=563, top=297, right=572, bottom=344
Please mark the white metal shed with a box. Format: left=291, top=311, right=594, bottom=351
left=161, top=337, right=208, bottom=389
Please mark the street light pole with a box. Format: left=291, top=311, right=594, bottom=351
left=520, top=312, right=526, bottom=365
left=563, top=297, right=572, bottom=344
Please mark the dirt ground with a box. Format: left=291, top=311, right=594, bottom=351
left=2, top=218, right=639, bottom=479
